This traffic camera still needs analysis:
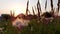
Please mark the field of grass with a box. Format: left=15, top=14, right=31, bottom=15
left=19, top=18, right=60, bottom=34
left=0, top=18, right=60, bottom=34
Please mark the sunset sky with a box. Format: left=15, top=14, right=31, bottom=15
left=0, top=0, right=58, bottom=16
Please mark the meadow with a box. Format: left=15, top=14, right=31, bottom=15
left=0, top=17, right=60, bottom=34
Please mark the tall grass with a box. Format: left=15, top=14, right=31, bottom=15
left=20, top=18, right=60, bottom=34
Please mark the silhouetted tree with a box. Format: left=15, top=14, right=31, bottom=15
left=42, top=12, right=52, bottom=18
left=58, top=0, right=60, bottom=12
left=45, top=0, right=47, bottom=11
left=32, top=7, right=35, bottom=15
left=50, top=0, right=54, bottom=17
left=50, top=0, right=54, bottom=11
left=10, top=10, right=15, bottom=17
left=1, top=14, right=11, bottom=21
left=37, top=0, right=41, bottom=20
left=26, top=0, right=30, bottom=16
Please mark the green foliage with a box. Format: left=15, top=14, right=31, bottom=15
left=20, top=19, right=60, bottom=34
left=0, top=18, right=60, bottom=34
left=0, top=20, right=18, bottom=34
left=20, top=19, right=43, bottom=34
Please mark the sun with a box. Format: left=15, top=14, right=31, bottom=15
left=14, top=9, right=23, bottom=16
left=11, top=8, right=26, bottom=17
left=11, top=4, right=26, bottom=17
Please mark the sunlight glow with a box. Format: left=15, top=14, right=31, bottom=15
left=14, top=9, right=22, bottom=16
left=10, top=3, right=26, bottom=16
